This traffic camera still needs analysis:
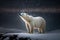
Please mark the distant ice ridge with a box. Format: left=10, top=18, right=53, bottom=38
left=0, top=27, right=26, bottom=33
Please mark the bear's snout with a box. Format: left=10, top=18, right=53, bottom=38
left=20, top=13, right=23, bottom=16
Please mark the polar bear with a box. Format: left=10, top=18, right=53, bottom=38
left=19, top=13, right=46, bottom=33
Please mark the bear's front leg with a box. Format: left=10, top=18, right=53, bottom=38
left=25, top=23, right=30, bottom=33
left=26, top=23, right=33, bottom=33
left=29, top=26, right=33, bottom=33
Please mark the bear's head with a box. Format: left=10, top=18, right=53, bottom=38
left=20, top=13, right=29, bottom=19
left=21, top=12, right=26, bottom=15
left=20, top=13, right=31, bottom=22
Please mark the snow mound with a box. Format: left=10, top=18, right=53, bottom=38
left=4, top=33, right=60, bottom=40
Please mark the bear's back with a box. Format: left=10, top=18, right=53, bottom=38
left=30, top=17, right=45, bottom=28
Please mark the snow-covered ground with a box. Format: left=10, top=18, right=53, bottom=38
left=0, top=27, right=60, bottom=40
left=4, top=33, right=60, bottom=40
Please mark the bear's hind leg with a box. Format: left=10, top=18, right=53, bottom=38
left=41, top=22, right=46, bottom=33
left=40, top=28, right=43, bottom=33
left=38, top=28, right=43, bottom=33
left=38, top=28, right=41, bottom=33
left=39, top=22, right=46, bottom=33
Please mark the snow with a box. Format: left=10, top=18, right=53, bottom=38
left=4, top=33, right=60, bottom=40
left=0, top=27, right=60, bottom=40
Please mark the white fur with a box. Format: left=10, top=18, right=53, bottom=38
left=20, top=13, right=46, bottom=33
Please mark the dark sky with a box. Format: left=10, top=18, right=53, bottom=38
left=0, top=0, right=60, bottom=8
left=0, top=0, right=60, bottom=32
